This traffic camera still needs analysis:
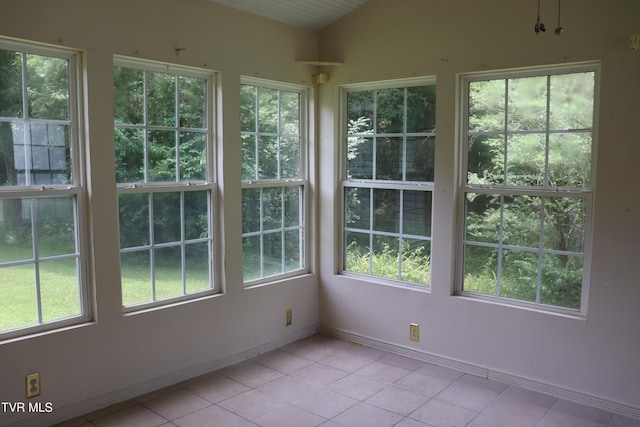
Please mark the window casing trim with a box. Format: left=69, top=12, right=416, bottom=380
left=0, top=38, right=91, bottom=341
left=240, top=77, right=311, bottom=286
left=113, top=56, right=219, bottom=312
left=455, top=62, right=600, bottom=315
left=338, top=77, right=436, bottom=288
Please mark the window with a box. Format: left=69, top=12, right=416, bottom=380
left=240, top=79, right=308, bottom=285
left=341, top=79, right=436, bottom=287
left=114, top=57, right=216, bottom=310
left=458, top=63, right=598, bottom=312
left=0, top=39, right=88, bottom=338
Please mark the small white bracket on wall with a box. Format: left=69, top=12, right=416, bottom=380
left=312, top=73, right=330, bottom=84
left=631, top=34, right=640, bottom=50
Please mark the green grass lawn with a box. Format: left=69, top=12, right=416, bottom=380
left=0, top=257, right=210, bottom=333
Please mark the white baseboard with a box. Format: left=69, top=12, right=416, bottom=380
left=320, top=325, right=640, bottom=420
left=9, top=325, right=318, bottom=427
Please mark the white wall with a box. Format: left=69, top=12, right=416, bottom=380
left=0, top=0, right=319, bottom=425
left=317, top=0, right=640, bottom=414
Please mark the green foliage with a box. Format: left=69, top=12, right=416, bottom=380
left=345, top=239, right=430, bottom=285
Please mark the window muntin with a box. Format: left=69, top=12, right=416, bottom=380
left=240, top=80, right=307, bottom=285
left=460, top=64, right=597, bottom=312
left=342, top=80, right=436, bottom=287
left=0, top=40, right=88, bottom=338
left=114, top=58, right=216, bottom=310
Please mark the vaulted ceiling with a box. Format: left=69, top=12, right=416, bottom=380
left=208, top=0, right=369, bottom=31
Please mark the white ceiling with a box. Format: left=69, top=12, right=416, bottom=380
left=208, top=0, right=369, bottom=31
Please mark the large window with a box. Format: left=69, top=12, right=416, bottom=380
left=459, top=63, right=598, bottom=312
left=114, top=57, right=216, bottom=310
left=240, top=79, right=308, bottom=285
left=341, top=79, right=436, bottom=287
left=0, top=40, right=88, bottom=338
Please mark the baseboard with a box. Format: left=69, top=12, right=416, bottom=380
left=320, top=324, right=640, bottom=420
left=9, top=325, right=318, bottom=427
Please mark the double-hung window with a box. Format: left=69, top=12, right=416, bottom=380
left=240, top=79, right=308, bottom=285
left=114, top=57, right=216, bottom=310
left=459, top=63, right=598, bottom=312
left=341, top=79, right=436, bottom=287
left=0, top=39, right=88, bottom=338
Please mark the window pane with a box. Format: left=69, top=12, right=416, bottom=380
left=507, top=76, right=547, bottom=131
left=240, top=85, right=257, bottom=132
left=179, top=131, right=206, bottom=181
left=262, top=187, right=283, bottom=231
left=147, top=71, right=176, bottom=127
left=463, top=245, right=498, bottom=296
left=27, top=54, right=69, bottom=120
left=469, top=79, right=505, bottom=133
left=285, top=229, right=301, bottom=271
left=148, top=130, right=176, bottom=182
left=0, top=49, right=23, bottom=117
left=468, top=134, right=505, bottom=185
left=121, top=250, right=151, bottom=307
left=178, top=76, right=206, bottom=129
left=540, top=253, right=582, bottom=309
left=153, top=192, right=181, bottom=244
left=115, top=128, right=144, bottom=183
left=281, top=136, right=299, bottom=179
left=242, top=188, right=261, bottom=234
left=506, top=133, right=545, bottom=186
left=376, top=137, right=402, bottom=180
left=243, top=235, right=261, bottom=281
left=0, top=265, right=37, bottom=332
left=371, top=234, right=399, bottom=280
left=263, top=231, right=282, bottom=277
left=344, top=231, right=370, bottom=274
left=347, top=137, right=373, bottom=179
left=118, top=193, right=150, bottom=249
left=114, top=66, right=144, bottom=125
left=500, top=249, right=538, bottom=302
left=373, top=188, right=399, bottom=234
left=465, top=192, right=500, bottom=244
left=401, top=239, right=430, bottom=284
left=40, top=258, right=80, bottom=322
left=280, top=91, right=299, bottom=134
left=284, top=186, right=300, bottom=227
left=406, top=136, right=435, bottom=182
left=345, top=187, right=371, bottom=230
left=403, top=190, right=432, bottom=237
left=258, top=87, right=278, bottom=133
left=406, top=86, right=436, bottom=133
left=0, top=198, right=33, bottom=263
left=184, top=190, right=209, bottom=240
left=259, top=135, right=278, bottom=179
left=241, top=134, right=257, bottom=180
left=548, top=133, right=591, bottom=188
left=154, top=245, right=183, bottom=300
left=549, top=72, right=594, bottom=131
left=543, top=197, right=585, bottom=252
left=347, top=91, right=374, bottom=131
left=185, top=242, right=209, bottom=293
left=376, top=88, right=403, bottom=133
left=37, top=196, right=76, bottom=257
left=502, top=195, right=541, bottom=249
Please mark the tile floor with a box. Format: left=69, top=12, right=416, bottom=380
left=54, top=334, right=640, bottom=427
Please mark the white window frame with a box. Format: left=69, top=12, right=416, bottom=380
left=240, top=77, right=309, bottom=286
left=0, top=38, right=90, bottom=340
left=456, top=62, right=599, bottom=315
left=113, top=56, right=218, bottom=312
left=339, top=77, right=436, bottom=290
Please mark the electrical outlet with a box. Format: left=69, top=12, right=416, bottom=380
left=285, top=309, right=292, bottom=326
left=410, top=323, right=419, bottom=342
left=26, top=372, right=40, bottom=398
